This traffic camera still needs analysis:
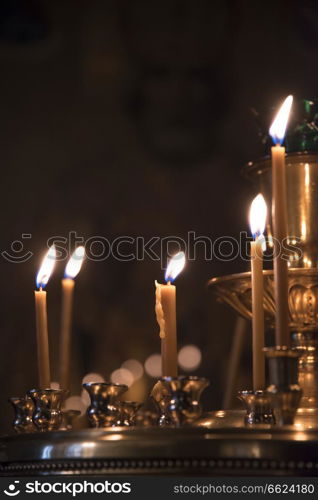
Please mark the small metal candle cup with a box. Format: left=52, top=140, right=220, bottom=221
left=238, top=390, right=275, bottom=425
left=83, top=382, right=128, bottom=428
left=150, top=375, right=209, bottom=427
left=28, top=389, right=67, bottom=432
left=135, top=410, right=158, bottom=427
left=59, top=410, right=81, bottom=431
left=117, top=401, right=141, bottom=426
left=9, top=397, right=35, bottom=433
left=264, top=346, right=302, bottom=425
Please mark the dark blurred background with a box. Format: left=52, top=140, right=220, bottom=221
left=0, top=0, right=317, bottom=432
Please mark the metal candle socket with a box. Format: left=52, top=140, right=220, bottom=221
left=265, top=347, right=302, bottom=425
left=117, top=402, right=141, bottom=426
left=59, top=410, right=81, bottom=431
left=150, top=376, right=209, bottom=427
left=238, top=390, right=275, bottom=425
left=83, top=382, right=128, bottom=428
left=28, top=389, right=67, bottom=432
left=9, top=397, right=35, bottom=433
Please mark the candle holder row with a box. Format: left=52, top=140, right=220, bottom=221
left=9, top=376, right=209, bottom=434
left=9, top=348, right=302, bottom=434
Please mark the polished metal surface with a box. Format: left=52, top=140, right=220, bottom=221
left=195, top=410, right=246, bottom=429
left=2, top=427, right=318, bottom=476
left=117, top=402, right=141, bottom=426
left=238, top=391, right=275, bottom=425
left=208, top=268, right=318, bottom=332
left=150, top=376, right=209, bottom=427
left=28, top=389, right=66, bottom=432
left=208, top=269, right=318, bottom=425
left=265, top=347, right=302, bottom=425
left=244, top=152, right=318, bottom=268
left=59, top=410, right=81, bottom=431
left=9, top=397, right=35, bottom=434
left=83, top=382, right=128, bottom=428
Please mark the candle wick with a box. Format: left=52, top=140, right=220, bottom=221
left=167, top=281, right=171, bottom=286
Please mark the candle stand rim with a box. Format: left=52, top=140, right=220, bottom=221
left=28, top=388, right=68, bottom=396
left=120, top=401, right=141, bottom=405
left=208, top=267, right=318, bottom=290
left=63, top=409, right=81, bottom=416
left=8, top=396, right=28, bottom=403
left=238, top=390, right=267, bottom=397
left=158, top=375, right=209, bottom=383
left=263, top=347, right=301, bottom=358
left=82, top=382, right=128, bottom=390
left=242, top=151, right=318, bottom=180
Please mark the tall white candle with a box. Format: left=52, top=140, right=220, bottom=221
left=249, top=194, right=267, bottom=390
left=35, top=245, right=56, bottom=389
left=59, top=246, right=85, bottom=390
left=155, top=251, right=186, bottom=377
left=269, top=95, right=293, bottom=347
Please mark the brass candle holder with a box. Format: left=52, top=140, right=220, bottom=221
left=265, top=346, right=302, bottom=426
left=28, top=388, right=67, bottom=432
left=9, top=396, right=35, bottom=434
left=59, top=409, right=81, bottom=431
left=209, top=268, right=318, bottom=428
left=150, top=376, right=209, bottom=427
left=83, top=382, right=128, bottom=428
left=116, top=401, right=141, bottom=426
left=238, top=390, right=275, bottom=425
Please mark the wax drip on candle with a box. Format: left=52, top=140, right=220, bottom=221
left=155, top=252, right=186, bottom=340
left=155, top=252, right=186, bottom=378
left=155, top=280, right=166, bottom=339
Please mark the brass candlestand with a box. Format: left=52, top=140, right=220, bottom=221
left=208, top=152, right=318, bottom=428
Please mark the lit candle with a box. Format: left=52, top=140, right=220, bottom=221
left=155, top=251, right=186, bottom=377
left=269, top=95, right=293, bottom=347
left=59, top=246, right=85, bottom=390
left=35, top=245, right=56, bottom=389
left=249, top=194, right=267, bottom=390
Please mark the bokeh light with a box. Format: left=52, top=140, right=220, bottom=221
left=81, top=389, right=91, bottom=407
left=82, top=372, right=105, bottom=384
left=178, top=345, right=202, bottom=371
left=110, top=368, right=134, bottom=387
left=50, top=381, right=60, bottom=390
left=121, top=359, right=144, bottom=381
left=64, top=395, right=87, bottom=415
left=144, top=354, right=162, bottom=378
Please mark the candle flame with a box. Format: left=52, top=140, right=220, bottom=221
left=249, top=194, right=267, bottom=241
left=36, top=245, right=57, bottom=289
left=269, top=95, right=293, bottom=145
left=165, top=251, right=186, bottom=282
left=65, top=246, right=85, bottom=279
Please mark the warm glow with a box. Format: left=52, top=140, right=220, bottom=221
left=144, top=354, right=162, bottom=378
left=305, top=163, right=310, bottom=187
left=50, top=382, right=60, bottom=390
left=249, top=194, right=267, bottom=239
left=82, top=372, right=105, bottom=384
left=65, top=246, right=85, bottom=279
left=36, top=245, right=57, bottom=289
left=65, top=395, right=87, bottom=414
left=165, top=251, right=186, bottom=283
left=121, top=359, right=144, bottom=381
left=178, top=345, right=202, bottom=371
left=110, top=368, right=134, bottom=387
left=269, top=95, right=293, bottom=145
